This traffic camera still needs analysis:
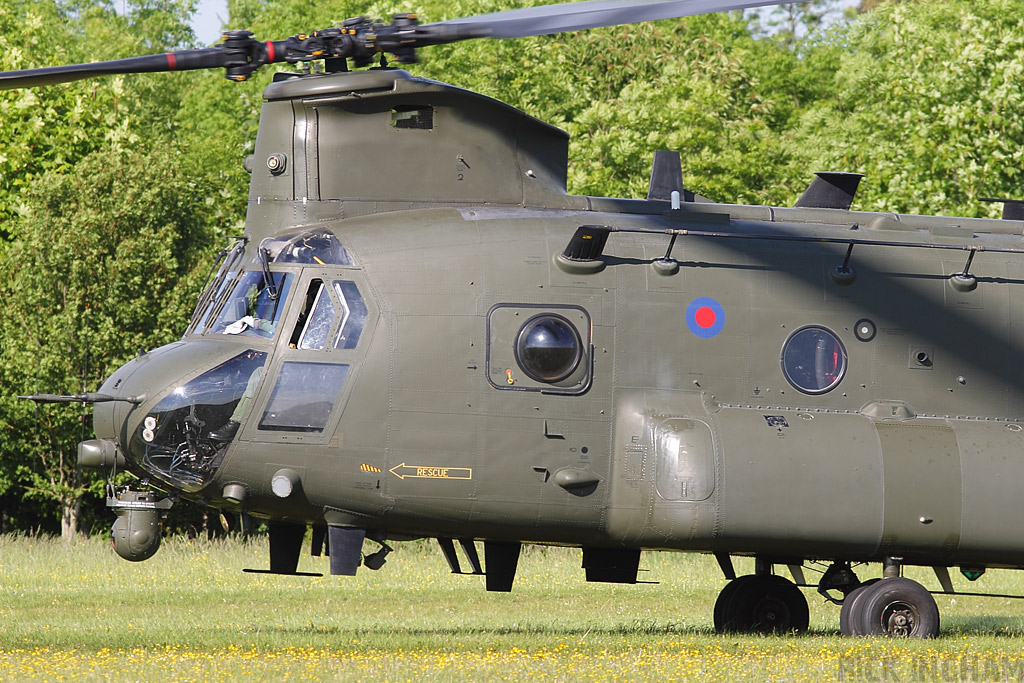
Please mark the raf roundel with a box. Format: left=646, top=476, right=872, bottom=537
left=686, top=297, right=725, bottom=338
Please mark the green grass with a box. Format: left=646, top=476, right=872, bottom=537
left=2, top=534, right=1024, bottom=680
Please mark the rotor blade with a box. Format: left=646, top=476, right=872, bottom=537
left=0, top=48, right=228, bottom=90
left=419, top=0, right=795, bottom=41
left=0, top=0, right=799, bottom=89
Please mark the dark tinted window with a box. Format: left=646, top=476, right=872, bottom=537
left=781, top=326, right=847, bottom=394
left=514, top=314, right=582, bottom=383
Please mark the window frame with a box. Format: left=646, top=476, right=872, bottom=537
left=257, top=360, right=351, bottom=433
left=240, top=269, right=375, bottom=445
left=486, top=303, right=593, bottom=395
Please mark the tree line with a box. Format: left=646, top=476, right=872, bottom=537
left=0, top=0, right=1018, bottom=538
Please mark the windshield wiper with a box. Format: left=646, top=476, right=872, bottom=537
left=189, top=237, right=247, bottom=330
left=259, top=247, right=279, bottom=301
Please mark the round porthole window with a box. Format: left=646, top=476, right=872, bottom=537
left=781, top=326, right=848, bottom=394
left=514, top=314, right=582, bottom=383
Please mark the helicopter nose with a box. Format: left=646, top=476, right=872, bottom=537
left=80, top=351, right=155, bottom=470
left=85, top=340, right=271, bottom=493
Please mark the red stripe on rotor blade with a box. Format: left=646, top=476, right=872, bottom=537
left=166, top=53, right=177, bottom=70
left=266, top=41, right=275, bottom=61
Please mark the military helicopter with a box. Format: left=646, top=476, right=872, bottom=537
left=8, top=0, right=1024, bottom=639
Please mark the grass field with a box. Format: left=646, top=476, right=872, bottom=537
left=2, top=534, right=1024, bottom=681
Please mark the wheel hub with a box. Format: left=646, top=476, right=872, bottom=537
left=884, top=603, right=917, bottom=637
left=753, top=597, right=789, bottom=630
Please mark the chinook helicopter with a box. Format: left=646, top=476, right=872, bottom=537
left=8, top=0, right=1024, bottom=639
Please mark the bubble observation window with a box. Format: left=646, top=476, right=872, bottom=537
left=514, top=314, right=583, bottom=383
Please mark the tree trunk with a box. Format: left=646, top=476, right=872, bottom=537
left=60, top=497, right=81, bottom=542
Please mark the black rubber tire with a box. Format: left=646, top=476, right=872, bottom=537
left=839, top=578, right=880, bottom=636
left=856, top=577, right=940, bottom=638
left=713, top=575, right=755, bottom=633
left=722, top=574, right=810, bottom=634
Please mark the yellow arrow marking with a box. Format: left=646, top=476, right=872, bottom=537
left=389, top=463, right=472, bottom=481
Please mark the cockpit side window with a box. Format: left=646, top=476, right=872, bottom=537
left=333, top=281, right=368, bottom=349
left=289, top=279, right=335, bottom=350
left=209, top=271, right=294, bottom=339
left=259, top=361, right=350, bottom=432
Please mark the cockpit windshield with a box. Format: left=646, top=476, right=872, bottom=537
left=187, top=239, right=246, bottom=336
left=128, top=350, right=268, bottom=491
left=263, top=227, right=352, bottom=266
left=209, top=270, right=294, bottom=339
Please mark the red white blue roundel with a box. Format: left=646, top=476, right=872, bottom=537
left=686, top=297, right=725, bottom=338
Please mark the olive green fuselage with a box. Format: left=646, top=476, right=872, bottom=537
left=96, top=68, right=1024, bottom=572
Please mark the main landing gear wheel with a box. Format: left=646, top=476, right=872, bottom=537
left=713, top=575, right=753, bottom=632
left=839, top=578, right=879, bottom=636
left=855, top=577, right=939, bottom=638
left=714, top=574, right=809, bottom=634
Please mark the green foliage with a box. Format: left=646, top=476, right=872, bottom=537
left=0, top=146, right=218, bottom=536
left=561, top=14, right=808, bottom=202
left=172, top=68, right=257, bottom=233
left=0, top=0, right=204, bottom=228
left=0, top=0, right=245, bottom=535
left=795, top=0, right=1024, bottom=216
